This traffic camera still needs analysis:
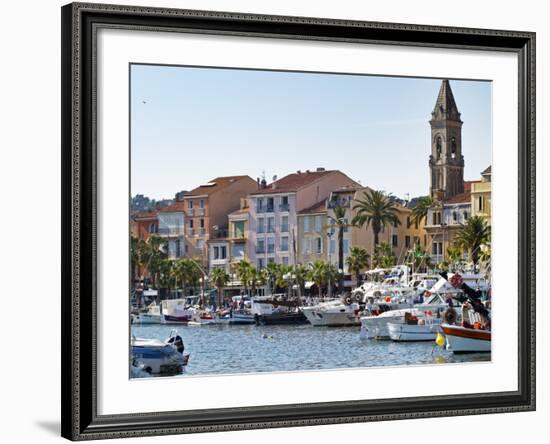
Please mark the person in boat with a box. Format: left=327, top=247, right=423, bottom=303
left=439, top=272, right=491, bottom=326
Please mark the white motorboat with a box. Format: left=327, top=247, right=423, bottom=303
left=132, top=301, right=162, bottom=324
left=302, top=299, right=361, bottom=326
left=442, top=324, right=491, bottom=353
left=131, top=331, right=190, bottom=376
left=388, top=317, right=443, bottom=341
left=160, top=299, right=195, bottom=325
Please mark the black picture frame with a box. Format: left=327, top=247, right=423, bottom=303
left=61, top=2, right=536, bottom=440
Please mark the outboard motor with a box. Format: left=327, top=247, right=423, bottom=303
left=167, top=335, right=185, bottom=354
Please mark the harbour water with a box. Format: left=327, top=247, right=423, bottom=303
left=131, top=324, right=490, bottom=377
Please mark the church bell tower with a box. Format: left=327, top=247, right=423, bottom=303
left=429, top=79, right=464, bottom=201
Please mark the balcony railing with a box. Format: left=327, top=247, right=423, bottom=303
left=281, top=245, right=289, bottom=252
left=199, top=228, right=206, bottom=236
left=279, top=203, right=290, bottom=212
left=256, top=247, right=266, bottom=254
left=257, top=227, right=266, bottom=234
left=187, top=228, right=195, bottom=236
left=158, top=227, right=185, bottom=236
left=267, top=245, right=275, bottom=254
left=267, top=226, right=275, bottom=233
left=197, top=208, right=205, bottom=216
left=187, top=208, right=194, bottom=216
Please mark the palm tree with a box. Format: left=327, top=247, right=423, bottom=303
left=210, top=267, right=230, bottom=306
left=158, top=258, right=175, bottom=297
left=234, top=260, right=253, bottom=296
left=446, top=245, right=462, bottom=271
left=142, top=234, right=167, bottom=288
left=352, top=190, right=401, bottom=252
left=250, top=266, right=266, bottom=297
left=308, top=260, right=329, bottom=297
left=345, top=246, right=370, bottom=285
left=292, top=264, right=308, bottom=300
left=265, top=261, right=279, bottom=294
left=372, top=241, right=396, bottom=268
left=327, top=205, right=353, bottom=293
left=453, top=216, right=491, bottom=271
left=172, top=258, right=194, bottom=297
left=408, top=244, right=431, bottom=273
left=411, top=196, right=433, bottom=226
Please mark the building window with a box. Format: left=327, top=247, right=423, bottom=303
left=199, top=199, right=204, bottom=209
left=267, top=217, right=275, bottom=233
left=196, top=239, right=204, bottom=249
left=464, top=211, right=469, bottom=221
left=175, top=239, right=182, bottom=257
left=303, top=217, right=310, bottom=233
left=330, top=239, right=336, bottom=254
left=267, top=237, right=275, bottom=254
left=280, top=195, right=289, bottom=211
left=406, top=216, right=411, bottom=228
left=315, top=237, right=322, bottom=254
left=282, top=256, right=289, bottom=266
left=281, top=236, right=289, bottom=252
left=257, top=218, right=265, bottom=233
left=392, top=234, right=398, bottom=247
left=343, top=239, right=349, bottom=254
left=257, top=239, right=265, bottom=254
left=432, top=212, right=437, bottom=225
left=189, top=220, right=194, bottom=228
left=267, top=197, right=274, bottom=212
left=453, top=211, right=458, bottom=222
left=414, top=236, right=420, bottom=246
left=314, top=215, right=322, bottom=232
left=221, top=246, right=227, bottom=259
left=478, top=196, right=483, bottom=211
left=188, top=200, right=193, bottom=209
left=200, top=219, right=205, bottom=228
left=451, top=137, right=457, bottom=159
left=257, top=258, right=264, bottom=269
left=149, top=223, right=157, bottom=233
left=393, top=219, right=398, bottom=228
left=257, top=197, right=264, bottom=212
left=234, top=221, right=245, bottom=238
left=405, top=236, right=411, bottom=248
left=436, top=136, right=442, bottom=159
left=281, top=216, right=289, bottom=232
left=213, top=246, right=219, bottom=260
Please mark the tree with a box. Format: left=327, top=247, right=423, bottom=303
left=352, top=190, right=401, bottom=252
left=308, top=260, right=329, bottom=297
left=327, top=205, right=353, bottom=293
left=210, top=267, right=230, bottom=306
left=446, top=245, right=462, bottom=271
left=453, top=216, right=491, bottom=270
left=234, top=260, right=253, bottom=296
left=411, top=196, right=433, bottom=226
left=292, top=264, right=309, bottom=299
left=346, top=246, right=370, bottom=285
left=264, top=261, right=280, bottom=294
left=250, top=266, right=266, bottom=297
left=372, top=241, right=396, bottom=268
left=172, top=258, right=195, bottom=297
left=158, top=258, right=175, bottom=297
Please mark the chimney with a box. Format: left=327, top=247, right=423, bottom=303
left=296, top=170, right=301, bottom=174
left=257, top=177, right=260, bottom=189
left=261, top=177, right=267, bottom=188
left=316, top=167, right=325, bottom=172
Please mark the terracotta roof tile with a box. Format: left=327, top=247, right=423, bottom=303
left=250, top=170, right=339, bottom=195
left=159, top=201, right=186, bottom=212
left=443, top=181, right=480, bottom=204
left=186, top=175, right=255, bottom=196
left=298, top=200, right=327, bottom=215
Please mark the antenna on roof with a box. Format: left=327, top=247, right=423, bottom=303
left=272, top=175, right=277, bottom=182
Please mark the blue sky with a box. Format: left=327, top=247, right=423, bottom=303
left=130, top=64, right=491, bottom=200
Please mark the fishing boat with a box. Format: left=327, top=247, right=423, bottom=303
left=388, top=315, right=443, bottom=342
left=302, top=299, right=361, bottom=326
left=441, top=324, right=491, bottom=353
left=251, top=295, right=308, bottom=325
left=131, top=331, right=190, bottom=376
left=160, top=299, right=195, bottom=325
left=132, top=301, right=162, bottom=324
left=217, top=308, right=256, bottom=325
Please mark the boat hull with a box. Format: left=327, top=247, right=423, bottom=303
left=161, top=314, right=193, bottom=325
left=442, top=324, right=491, bottom=353
left=303, top=307, right=360, bottom=326
left=132, top=313, right=162, bottom=324
left=388, top=321, right=442, bottom=342
left=255, top=312, right=308, bottom=325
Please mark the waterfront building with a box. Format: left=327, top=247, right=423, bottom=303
left=227, top=198, right=250, bottom=267
left=131, top=211, right=158, bottom=240
left=182, top=175, right=258, bottom=268
left=326, top=187, right=425, bottom=273
left=297, top=200, right=329, bottom=266
left=248, top=169, right=360, bottom=269
left=158, top=201, right=186, bottom=259
left=471, top=166, right=492, bottom=224
left=425, top=182, right=475, bottom=263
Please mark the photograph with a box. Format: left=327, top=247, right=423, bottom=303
left=129, top=65, right=493, bottom=378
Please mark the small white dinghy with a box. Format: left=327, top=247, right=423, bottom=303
left=441, top=324, right=491, bottom=353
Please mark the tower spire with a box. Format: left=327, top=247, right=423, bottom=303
left=429, top=79, right=465, bottom=201
left=431, top=79, right=461, bottom=122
